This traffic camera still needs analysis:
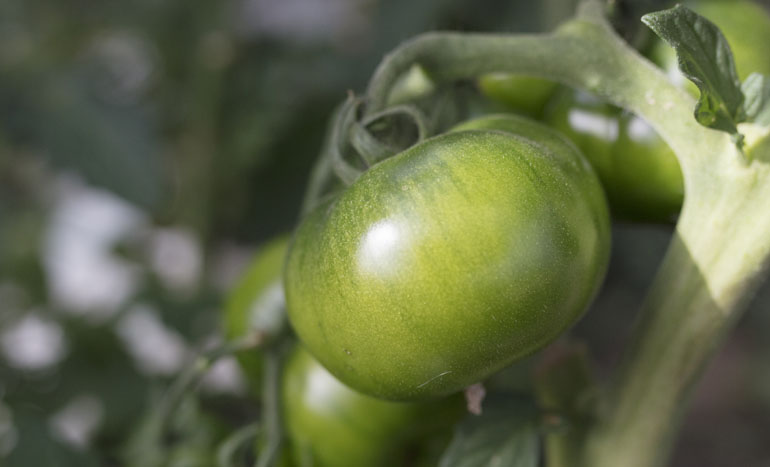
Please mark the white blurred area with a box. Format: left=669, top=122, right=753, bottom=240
left=200, top=356, right=247, bottom=394
left=0, top=173, right=242, bottom=418
left=116, top=304, right=189, bottom=376
left=0, top=313, right=68, bottom=370
left=43, top=175, right=146, bottom=318
left=49, top=395, right=104, bottom=450
left=42, top=175, right=205, bottom=317
left=115, top=305, right=246, bottom=392
left=148, top=228, right=203, bottom=296
left=236, top=0, right=370, bottom=44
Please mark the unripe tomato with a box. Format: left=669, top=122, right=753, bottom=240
left=282, top=346, right=463, bottom=467
left=544, top=90, right=684, bottom=223
left=223, top=236, right=288, bottom=391
left=285, top=126, right=610, bottom=400
left=477, top=73, right=558, bottom=117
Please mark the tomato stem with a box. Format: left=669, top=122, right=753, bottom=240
left=255, top=343, right=288, bottom=467
left=122, top=335, right=265, bottom=467
left=217, top=422, right=260, bottom=467
left=534, top=341, right=595, bottom=467
left=583, top=170, right=770, bottom=466
left=363, top=1, right=723, bottom=183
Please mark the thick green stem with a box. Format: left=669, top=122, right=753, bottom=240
left=582, top=123, right=770, bottom=465
left=364, top=3, right=723, bottom=177
left=583, top=161, right=770, bottom=466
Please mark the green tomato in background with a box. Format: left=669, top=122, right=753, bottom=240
left=285, top=126, right=610, bottom=400
left=544, top=89, right=684, bottom=223
left=650, top=0, right=770, bottom=90
left=477, top=73, right=558, bottom=117
left=282, top=346, right=463, bottom=467
left=223, top=236, right=289, bottom=392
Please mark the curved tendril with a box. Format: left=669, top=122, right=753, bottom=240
left=361, top=103, right=430, bottom=141
left=349, top=120, right=392, bottom=167
left=216, top=423, right=260, bottom=467
left=255, top=345, right=286, bottom=467
left=330, top=96, right=365, bottom=185
left=350, top=103, right=431, bottom=166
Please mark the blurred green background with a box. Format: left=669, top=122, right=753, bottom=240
left=1, top=0, right=769, bottom=466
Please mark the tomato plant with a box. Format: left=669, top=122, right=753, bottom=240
left=161, top=2, right=770, bottom=467
left=285, top=126, right=610, bottom=400
left=282, top=345, right=462, bottom=467
left=13, top=0, right=770, bottom=465
left=275, top=0, right=770, bottom=464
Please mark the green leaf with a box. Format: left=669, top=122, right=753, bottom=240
left=642, top=5, right=745, bottom=136
left=742, top=73, right=770, bottom=126
left=439, top=395, right=539, bottom=467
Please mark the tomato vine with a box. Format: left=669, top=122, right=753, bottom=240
left=294, top=1, right=770, bottom=466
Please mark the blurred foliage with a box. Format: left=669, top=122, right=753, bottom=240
left=0, top=0, right=769, bottom=466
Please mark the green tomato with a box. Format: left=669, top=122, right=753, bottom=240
left=650, top=0, right=770, bottom=89
left=282, top=345, right=463, bottom=467
left=223, top=236, right=288, bottom=392
left=285, top=126, right=610, bottom=400
left=477, top=73, right=558, bottom=117
left=544, top=90, right=684, bottom=223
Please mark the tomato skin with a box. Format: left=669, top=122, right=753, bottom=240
left=285, top=128, right=610, bottom=400
left=223, top=236, right=289, bottom=392
left=282, top=346, right=463, bottom=467
left=544, top=90, right=684, bottom=223
left=449, top=113, right=609, bottom=217
left=477, top=73, right=557, bottom=117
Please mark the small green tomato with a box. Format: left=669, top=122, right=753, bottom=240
left=223, top=236, right=288, bottom=392
left=477, top=73, right=558, bottom=117
left=282, top=346, right=463, bottom=467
